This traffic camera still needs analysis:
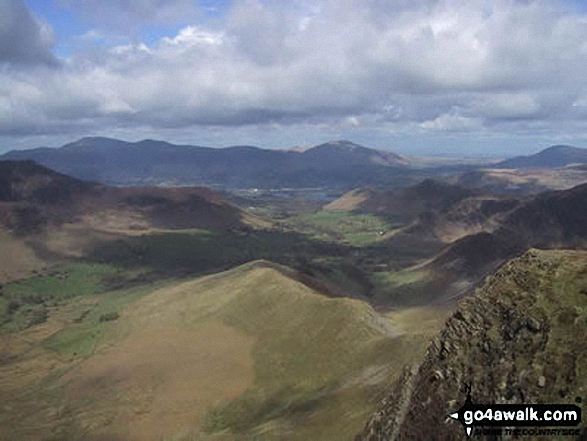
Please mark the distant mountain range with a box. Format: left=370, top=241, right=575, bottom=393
left=496, top=144, right=587, bottom=168
left=4, top=138, right=587, bottom=190
left=1, top=138, right=411, bottom=189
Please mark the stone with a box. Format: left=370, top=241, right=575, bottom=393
left=526, top=317, right=542, bottom=332
left=482, top=341, right=491, bottom=353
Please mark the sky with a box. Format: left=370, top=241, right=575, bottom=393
left=3, top=0, right=587, bottom=156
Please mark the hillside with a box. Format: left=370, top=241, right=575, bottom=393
left=1, top=138, right=413, bottom=189
left=0, top=160, right=96, bottom=204
left=437, top=182, right=587, bottom=275
left=0, top=261, right=448, bottom=440
left=325, top=180, right=479, bottom=223
left=429, top=181, right=587, bottom=278
left=457, top=168, right=587, bottom=194
left=497, top=145, right=587, bottom=169
left=0, top=161, right=268, bottom=284
left=0, top=160, right=262, bottom=237
left=498, top=182, right=587, bottom=247
left=374, top=181, right=587, bottom=306
left=320, top=179, right=587, bottom=306
left=358, top=249, right=587, bottom=440
left=300, top=141, right=408, bottom=167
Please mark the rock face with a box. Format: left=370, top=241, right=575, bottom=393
left=357, top=249, right=587, bottom=440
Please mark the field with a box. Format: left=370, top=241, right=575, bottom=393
left=0, top=261, right=450, bottom=440
left=0, top=262, right=146, bottom=333
left=282, top=210, right=400, bottom=247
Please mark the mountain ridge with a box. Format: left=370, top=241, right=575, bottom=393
left=1, top=137, right=410, bottom=188
left=0, top=159, right=261, bottom=237
left=325, top=179, right=479, bottom=223
left=357, top=249, right=587, bottom=440
left=497, top=144, right=587, bottom=169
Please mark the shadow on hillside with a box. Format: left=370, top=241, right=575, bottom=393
left=88, top=229, right=355, bottom=282
left=86, top=229, right=437, bottom=305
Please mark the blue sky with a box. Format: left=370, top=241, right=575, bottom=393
left=22, top=0, right=218, bottom=56
left=4, top=0, right=587, bottom=156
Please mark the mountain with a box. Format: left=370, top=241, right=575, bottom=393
left=325, top=179, right=479, bottom=223
left=457, top=166, right=587, bottom=195
left=0, top=159, right=96, bottom=204
left=0, top=260, right=444, bottom=440
left=402, top=180, right=587, bottom=251
left=358, top=249, right=587, bottom=440
left=300, top=140, right=408, bottom=166
left=0, top=159, right=261, bottom=238
left=436, top=181, right=587, bottom=286
left=375, top=181, right=587, bottom=306
left=1, top=138, right=411, bottom=189
left=497, top=145, right=587, bottom=169
left=498, top=182, right=587, bottom=247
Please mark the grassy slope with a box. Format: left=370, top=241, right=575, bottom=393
left=0, top=278, right=173, bottom=441
left=282, top=210, right=399, bottom=247
left=0, top=261, right=450, bottom=441
left=370, top=268, right=433, bottom=305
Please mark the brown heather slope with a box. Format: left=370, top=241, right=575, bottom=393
left=76, top=185, right=269, bottom=233
left=358, top=249, right=587, bottom=440
left=376, top=182, right=587, bottom=307
left=498, top=182, right=587, bottom=247
left=0, top=160, right=268, bottom=260
left=325, top=180, right=479, bottom=223
left=416, top=196, right=522, bottom=243
left=0, top=160, right=264, bottom=233
left=0, top=160, right=95, bottom=204
left=429, top=182, right=587, bottom=278
left=381, top=194, right=522, bottom=261
left=0, top=229, right=46, bottom=283
left=456, top=167, right=587, bottom=195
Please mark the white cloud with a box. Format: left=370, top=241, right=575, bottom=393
left=471, top=93, right=542, bottom=120
left=162, top=26, right=224, bottom=47
left=421, top=112, right=483, bottom=131
left=4, top=0, right=587, bottom=150
left=344, top=116, right=361, bottom=128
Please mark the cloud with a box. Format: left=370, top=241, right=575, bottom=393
left=4, top=0, right=587, bottom=149
left=420, top=109, right=483, bottom=132
left=60, top=0, right=200, bottom=30
left=471, top=93, right=542, bottom=120
left=0, top=0, right=58, bottom=66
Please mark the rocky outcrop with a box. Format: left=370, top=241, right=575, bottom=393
left=358, top=249, right=587, bottom=440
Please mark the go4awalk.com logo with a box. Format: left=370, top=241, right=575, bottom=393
left=447, top=385, right=582, bottom=437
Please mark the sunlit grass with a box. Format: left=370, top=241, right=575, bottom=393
left=283, top=210, right=398, bottom=246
